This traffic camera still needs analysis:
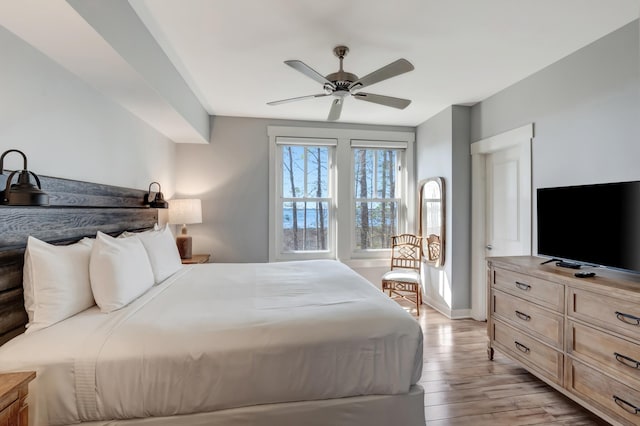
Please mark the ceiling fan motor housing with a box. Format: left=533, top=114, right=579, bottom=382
left=325, top=71, right=359, bottom=91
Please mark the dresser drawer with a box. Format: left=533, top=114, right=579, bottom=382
left=492, top=289, right=563, bottom=348
left=492, top=319, right=563, bottom=385
left=0, top=388, right=18, bottom=414
left=568, top=287, right=640, bottom=342
left=567, top=320, right=640, bottom=386
left=492, top=267, right=564, bottom=311
left=567, top=358, right=640, bottom=426
left=0, top=398, right=19, bottom=425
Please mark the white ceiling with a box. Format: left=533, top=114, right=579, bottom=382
left=129, top=0, right=639, bottom=126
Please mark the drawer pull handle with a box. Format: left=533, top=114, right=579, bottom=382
left=614, top=352, right=640, bottom=369
left=615, top=311, right=640, bottom=326
left=514, top=341, right=530, bottom=353
left=515, top=310, right=531, bottom=321
left=515, top=281, right=531, bottom=291
left=613, top=395, right=640, bottom=415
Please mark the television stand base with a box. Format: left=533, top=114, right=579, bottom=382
left=555, top=260, right=581, bottom=269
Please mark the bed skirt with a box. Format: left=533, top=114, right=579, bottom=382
left=63, top=385, right=425, bottom=426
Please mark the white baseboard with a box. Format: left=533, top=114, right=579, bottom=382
left=423, top=296, right=472, bottom=319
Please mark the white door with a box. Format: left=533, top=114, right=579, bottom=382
left=470, top=124, right=532, bottom=320
left=485, top=146, right=531, bottom=257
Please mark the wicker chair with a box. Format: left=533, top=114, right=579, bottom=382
left=425, top=234, right=441, bottom=263
left=381, top=234, right=423, bottom=315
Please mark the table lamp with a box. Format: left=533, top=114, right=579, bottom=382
left=168, top=198, right=202, bottom=259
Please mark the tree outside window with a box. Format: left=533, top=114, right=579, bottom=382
left=353, top=148, right=400, bottom=250
left=281, top=145, right=330, bottom=252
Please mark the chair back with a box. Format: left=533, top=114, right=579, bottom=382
left=426, top=234, right=441, bottom=263
left=389, top=234, right=423, bottom=272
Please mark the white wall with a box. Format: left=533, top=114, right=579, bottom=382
left=416, top=106, right=471, bottom=317
left=416, top=109, right=453, bottom=314
left=69, top=0, right=210, bottom=143
left=174, top=116, right=413, bottom=276
left=471, top=20, right=640, bottom=251
left=0, top=25, right=176, bottom=195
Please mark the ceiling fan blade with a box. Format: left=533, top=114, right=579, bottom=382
left=349, top=59, right=414, bottom=90
left=353, top=92, right=411, bottom=109
left=327, top=98, right=343, bottom=121
left=285, top=60, right=336, bottom=89
left=267, top=93, right=329, bottom=106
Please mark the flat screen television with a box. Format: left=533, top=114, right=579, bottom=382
left=537, top=180, right=640, bottom=273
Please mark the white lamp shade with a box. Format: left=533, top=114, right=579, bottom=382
left=168, top=199, right=202, bottom=225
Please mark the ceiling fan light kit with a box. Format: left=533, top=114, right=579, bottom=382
left=268, top=45, right=414, bottom=121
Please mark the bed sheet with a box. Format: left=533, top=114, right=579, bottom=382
left=0, top=260, right=423, bottom=425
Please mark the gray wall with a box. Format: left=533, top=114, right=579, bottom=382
left=0, top=25, right=176, bottom=194
left=386, top=19, right=637, bottom=315
left=471, top=20, right=640, bottom=251
left=451, top=106, right=471, bottom=310
left=472, top=20, right=639, bottom=212
left=416, top=106, right=471, bottom=315
left=175, top=115, right=413, bottom=264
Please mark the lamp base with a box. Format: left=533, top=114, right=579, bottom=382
left=176, top=235, right=192, bottom=259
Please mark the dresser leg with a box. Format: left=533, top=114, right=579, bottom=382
left=487, top=345, right=494, bottom=361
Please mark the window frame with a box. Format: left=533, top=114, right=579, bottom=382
left=268, top=127, right=415, bottom=264
left=350, top=144, right=406, bottom=257
left=274, top=139, right=337, bottom=261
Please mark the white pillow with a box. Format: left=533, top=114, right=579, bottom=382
left=118, top=223, right=160, bottom=238
left=90, top=231, right=154, bottom=313
left=134, top=225, right=182, bottom=283
left=23, top=236, right=95, bottom=333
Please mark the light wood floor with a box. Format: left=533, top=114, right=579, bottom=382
left=400, top=303, right=611, bottom=425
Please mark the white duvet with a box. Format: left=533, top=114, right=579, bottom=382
left=0, top=260, right=423, bottom=426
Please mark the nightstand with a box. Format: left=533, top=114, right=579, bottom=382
left=0, top=371, right=35, bottom=426
left=181, top=254, right=210, bottom=264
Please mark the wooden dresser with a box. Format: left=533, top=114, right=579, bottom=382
left=0, top=371, right=35, bottom=426
left=487, top=256, right=640, bottom=426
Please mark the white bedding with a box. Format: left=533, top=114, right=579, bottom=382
left=0, top=260, right=423, bottom=426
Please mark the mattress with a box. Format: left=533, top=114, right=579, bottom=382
left=0, top=260, right=423, bottom=426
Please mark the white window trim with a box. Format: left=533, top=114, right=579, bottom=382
left=274, top=140, right=337, bottom=262
left=350, top=145, right=407, bottom=259
left=268, top=126, right=415, bottom=263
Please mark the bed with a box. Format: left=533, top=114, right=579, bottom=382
left=0, top=175, right=425, bottom=426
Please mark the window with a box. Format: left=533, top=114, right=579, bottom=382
left=353, top=147, right=402, bottom=250
left=281, top=144, right=332, bottom=253
left=269, top=127, right=414, bottom=263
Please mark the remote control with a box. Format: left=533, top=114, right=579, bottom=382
left=574, top=272, right=596, bottom=278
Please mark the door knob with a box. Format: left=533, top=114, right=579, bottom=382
left=486, top=245, right=493, bottom=250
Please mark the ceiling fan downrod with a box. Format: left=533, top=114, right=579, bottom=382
left=326, top=46, right=358, bottom=91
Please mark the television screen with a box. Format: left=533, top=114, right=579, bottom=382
left=537, top=181, right=640, bottom=273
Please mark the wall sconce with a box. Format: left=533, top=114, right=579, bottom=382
left=168, top=198, right=202, bottom=259
left=143, top=182, right=169, bottom=209
left=0, top=149, right=49, bottom=206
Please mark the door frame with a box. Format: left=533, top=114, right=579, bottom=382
left=470, top=123, right=533, bottom=321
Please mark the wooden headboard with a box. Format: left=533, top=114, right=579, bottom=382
left=0, top=174, right=158, bottom=345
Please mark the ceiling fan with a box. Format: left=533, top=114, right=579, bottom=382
left=267, top=46, right=414, bottom=121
